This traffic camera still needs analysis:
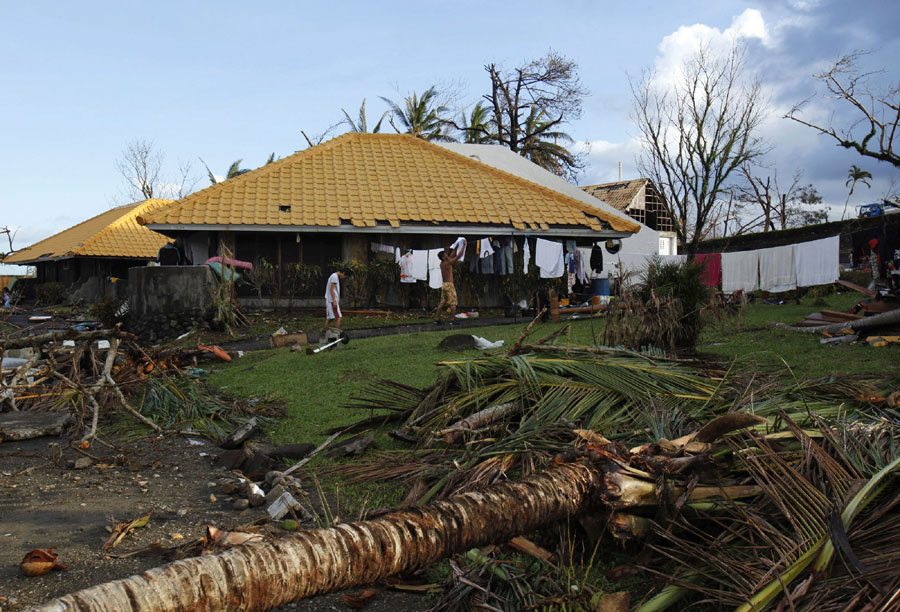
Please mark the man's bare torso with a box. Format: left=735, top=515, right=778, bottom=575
left=440, top=258, right=454, bottom=284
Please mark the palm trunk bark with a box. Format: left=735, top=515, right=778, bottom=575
left=34, top=463, right=603, bottom=612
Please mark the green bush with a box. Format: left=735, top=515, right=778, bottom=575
left=89, top=296, right=125, bottom=329
left=605, top=257, right=709, bottom=352
left=34, top=282, right=66, bottom=306
left=638, top=257, right=708, bottom=348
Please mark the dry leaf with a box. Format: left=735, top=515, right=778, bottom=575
left=341, top=588, right=379, bottom=608
left=20, top=548, right=67, bottom=576
left=102, top=512, right=152, bottom=551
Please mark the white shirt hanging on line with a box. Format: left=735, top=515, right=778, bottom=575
left=427, top=248, right=444, bottom=289
left=535, top=238, right=564, bottom=278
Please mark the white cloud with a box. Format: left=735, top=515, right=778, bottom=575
left=654, top=9, right=771, bottom=84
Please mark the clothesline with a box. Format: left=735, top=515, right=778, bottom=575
left=383, top=236, right=585, bottom=286
left=700, top=235, right=840, bottom=294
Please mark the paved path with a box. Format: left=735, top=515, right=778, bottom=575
left=221, top=314, right=533, bottom=351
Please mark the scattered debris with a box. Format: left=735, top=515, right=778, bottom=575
left=20, top=548, right=67, bottom=577
left=0, top=412, right=74, bottom=441
left=102, top=512, right=152, bottom=552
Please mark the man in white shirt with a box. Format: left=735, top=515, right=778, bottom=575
left=324, top=268, right=350, bottom=331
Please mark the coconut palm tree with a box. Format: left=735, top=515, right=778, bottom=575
left=381, top=86, right=454, bottom=142
left=340, top=98, right=388, bottom=133
left=517, top=107, right=578, bottom=177
left=841, top=164, right=873, bottom=219
left=199, top=158, right=251, bottom=185
left=460, top=103, right=495, bottom=144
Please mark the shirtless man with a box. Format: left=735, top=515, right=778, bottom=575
left=434, top=245, right=463, bottom=324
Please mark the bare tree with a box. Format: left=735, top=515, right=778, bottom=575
left=733, top=167, right=828, bottom=232
left=632, top=43, right=769, bottom=251
left=1, top=226, right=18, bottom=258
left=787, top=51, right=900, bottom=168
left=483, top=51, right=587, bottom=180
left=116, top=140, right=198, bottom=202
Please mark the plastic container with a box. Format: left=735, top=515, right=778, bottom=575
left=591, top=278, right=610, bottom=296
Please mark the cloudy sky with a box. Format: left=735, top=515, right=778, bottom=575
left=2, top=0, right=898, bottom=272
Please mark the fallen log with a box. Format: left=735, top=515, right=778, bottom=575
left=0, top=327, right=134, bottom=351
left=32, top=462, right=603, bottom=612
left=773, top=307, right=900, bottom=335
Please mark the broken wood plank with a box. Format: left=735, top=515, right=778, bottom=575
left=836, top=279, right=876, bottom=297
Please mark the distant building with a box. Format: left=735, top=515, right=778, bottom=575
left=582, top=179, right=678, bottom=256
left=2, top=199, right=174, bottom=300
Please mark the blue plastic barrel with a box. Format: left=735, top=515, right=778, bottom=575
left=591, top=278, right=610, bottom=296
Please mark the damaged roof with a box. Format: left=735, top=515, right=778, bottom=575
left=140, top=133, right=641, bottom=235
left=3, top=199, right=174, bottom=264
left=581, top=179, right=648, bottom=212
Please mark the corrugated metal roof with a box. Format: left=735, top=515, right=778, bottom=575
left=3, top=199, right=174, bottom=264
left=141, top=133, right=641, bottom=234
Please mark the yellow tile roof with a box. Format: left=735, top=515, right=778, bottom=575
left=141, top=133, right=640, bottom=234
left=581, top=179, right=647, bottom=212
left=3, top=199, right=175, bottom=264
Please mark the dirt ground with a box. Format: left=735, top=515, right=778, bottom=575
left=0, top=433, right=429, bottom=611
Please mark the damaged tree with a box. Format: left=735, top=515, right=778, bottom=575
left=34, top=463, right=603, bottom=611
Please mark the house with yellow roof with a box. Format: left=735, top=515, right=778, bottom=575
left=2, top=199, right=175, bottom=300
left=139, top=133, right=640, bottom=305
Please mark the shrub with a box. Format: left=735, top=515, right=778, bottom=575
left=604, top=257, right=709, bottom=352
left=34, top=282, right=66, bottom=306
left=89, top=296, right=125, bottom=329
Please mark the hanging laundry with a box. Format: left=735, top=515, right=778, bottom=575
left=427, top=248, right=444, bottom=289
left=695, top=253, right=722, bottom=287
left=721, top=251, right=760, bottom=294
left=479, top=238, right=495, bottom=259
left=793, top=236, right=839, bottom=287
left=399, top=252, right=417, bottom=283
left=575, top=249, right=588, bottom=285
left=590, top=244, right=603, bottom=274
left=406, top=250, right=428, bottom=281
left=394, top=247, right=400, bottom=264
left=759, top=245, right=796, bottom=293
left=523, top=238, right=532, bottom=271
left=536, top=238, right=564, bottom=278
left=505, top=239, right=514, bottom=273
left=450, top=237, right=467, bottom=262
left=370, top=242, right=395, bottom=255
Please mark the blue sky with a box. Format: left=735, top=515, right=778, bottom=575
left=2, top=0, right=899, bottom=272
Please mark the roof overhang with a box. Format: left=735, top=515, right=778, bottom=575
left=7, top=254, right=156, bottom=265
left=146, top=223, right=633, bottom=240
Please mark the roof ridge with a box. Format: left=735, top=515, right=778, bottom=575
left=409, top=137, right=639, bottom=232
left=144, top=134, right=356, bottom=222
left=7, top=204, right=139, bottom=260
left=87, top=199, right=173, bottom=252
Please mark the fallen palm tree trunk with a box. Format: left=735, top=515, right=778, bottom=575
left=773, top=307, right=900, bottom=334
left=33, top=462, right=603, bottom=612
left=0, top=327, right=134, bottom=351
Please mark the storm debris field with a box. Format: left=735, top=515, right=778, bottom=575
left=2, top=297, right=899, bottom=611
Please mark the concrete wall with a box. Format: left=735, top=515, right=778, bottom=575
left=128, top=265, right=216, bottom=317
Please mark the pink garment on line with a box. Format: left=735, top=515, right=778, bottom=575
left=205, top=256, right=254, bottom=271
left=695, top=253, right=721, bottom=287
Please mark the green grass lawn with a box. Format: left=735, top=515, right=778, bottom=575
left=208, top=318, right=608, bottom=446
left=697, top=291, right=898, bottom=378
left=208, top=290, right=896, bottom=450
